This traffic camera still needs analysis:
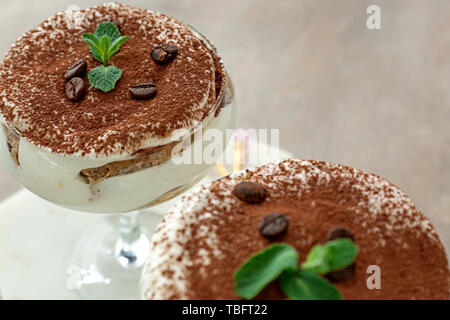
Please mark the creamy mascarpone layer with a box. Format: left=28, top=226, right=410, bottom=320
left=0, top=94, right=235, bottom=213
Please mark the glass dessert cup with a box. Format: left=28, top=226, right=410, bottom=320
left=0, top=37, right=236, bottom=300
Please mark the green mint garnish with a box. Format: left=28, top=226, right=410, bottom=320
left=301, top=238, right=359, bottom=274
left=234, top=244, right=298, bottom=299
left=82, top=22, right=130, bottom=92
left=94, top=21, right=121, bottom=42
left=87, top=65, right=123, bottom=93
left=234, top=239, right=359, bottom=300
left=280, top=269, right=341, bottom=300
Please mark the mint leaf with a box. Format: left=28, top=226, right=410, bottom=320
left=82, top=33, right=103, bottom=64
left=233, top=239, right=358, bottom=300
left=94, top=22, right=120, bottom=41
left=299, top=244, right=329, bottom=274
left=88, top=65, right=122, bottom=93
left=109, top=35, right=130, bottom=58
left=82, top=22, right=129, bottom=66
left=325, top=238, right=358, bottom=271
left=280, top=269, right=342, bottom=300
left=82, top=22, right=130, bottom=92
left=81, top=33, right=99, bottom=47
left=301, top=238, right=359, bottom=274
left=234, top=243, right=298, bottom=299
left=98, top=35, right=111, bottom=66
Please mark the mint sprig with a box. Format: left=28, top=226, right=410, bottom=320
left=301, top=238, right=358, bottom=274
left=82, top=22, right=130, bottom=92
left=280, top=269, right=341, bottom=300
left=234, top=239, right=359, bottom=300
left=234, top=244, right=298, bottom=299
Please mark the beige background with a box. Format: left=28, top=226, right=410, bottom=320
left=0, top=0, right=448, bottom=254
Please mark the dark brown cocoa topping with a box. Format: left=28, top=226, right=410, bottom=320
left=64, top=59, right=87, bottom=81
left=65, top=77, right=86, bottom=102
left=130, top=83, right=157, bottom=100
left=258, top=213, right=289, bottom=239
left=144, top=159, right=450, bottom=300
left=233, top=181, right=267, bottom=204
left=0, top=3, right=223, bottom=156
left=151, top=44, right=178, bottom=64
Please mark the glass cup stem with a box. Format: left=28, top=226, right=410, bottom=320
left=115, top=212, right=150, bottom=269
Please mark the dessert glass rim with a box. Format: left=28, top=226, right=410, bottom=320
left=0, top=24, right=229, bottom=162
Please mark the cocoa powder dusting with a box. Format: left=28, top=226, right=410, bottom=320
left=141, top=159, right=450, bottom=300
left=0, top=3, right=224, bottom=157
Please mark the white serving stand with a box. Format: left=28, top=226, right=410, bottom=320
left=0, top=141, right=292, bottom=299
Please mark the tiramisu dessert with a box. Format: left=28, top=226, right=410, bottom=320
left=141, top=159, right=450, bottom=299
left=0, top=3, right=234, bottom=213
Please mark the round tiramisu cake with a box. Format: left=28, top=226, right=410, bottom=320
left=0, top=3, right=235, bottom=212
left=141, top=159, right=450, bottom=299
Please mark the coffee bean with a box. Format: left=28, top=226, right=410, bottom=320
left=233, top=181, right=267, bottom=204
left=130, top=83, right=157, bottom=100
left=327, top=227, right=354, bottom=241
left=151, top=44, right=178, bottom=64
left=66, top=77, right=86, bottom=102
left=326, top=226, right=356, bottom=281
left=64, top=59, right=87, bottom=81
left=112, top=20, right=121, bottom=32
left=258, top=213, right=289, bottom=239
left=326, top=263, right=355, bottom=282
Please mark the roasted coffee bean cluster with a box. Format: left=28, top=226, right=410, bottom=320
left=64, top=59, right=87, bottom=102
left=151, top=43, right=178, bottom=64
